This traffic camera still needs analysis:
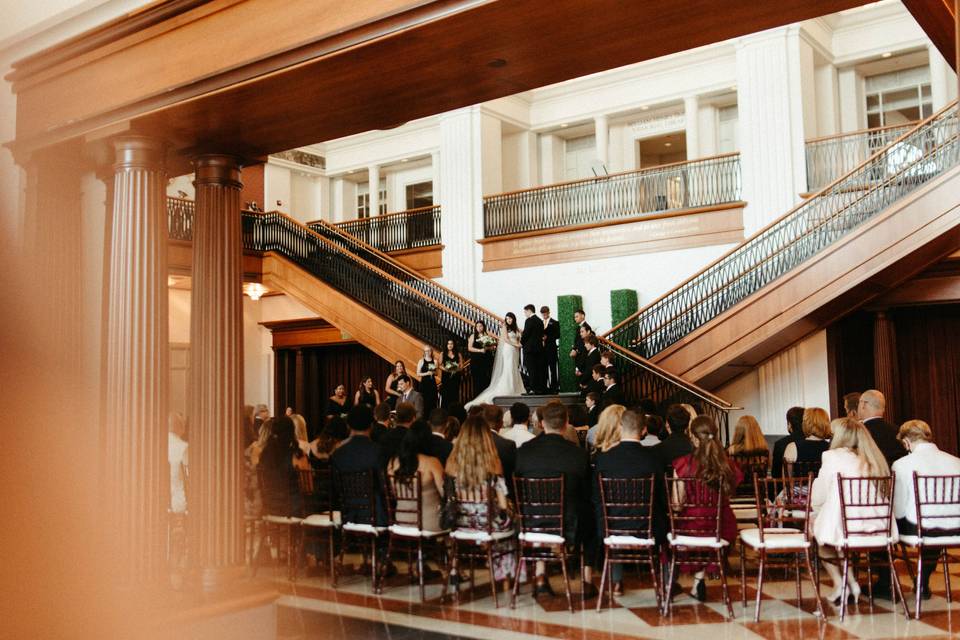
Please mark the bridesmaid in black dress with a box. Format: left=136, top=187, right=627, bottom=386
left=385, top=361, right=407, bottom=408
left=324, top=384, right=351, bottom=417
left=353, top=376, right=380, bottom=410
left=416, top=345, right=439, bottom=418
left=440, top=338, right=464, bottom=408
left=467, top=321, right=494, bottom=400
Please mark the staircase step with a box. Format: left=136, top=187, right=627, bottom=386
left=489, top=392, right=583, bottom=409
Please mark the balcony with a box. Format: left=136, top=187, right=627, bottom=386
left=804, top=122, right=917, bottom=192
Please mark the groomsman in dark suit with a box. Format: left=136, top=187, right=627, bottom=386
left=541, top=306, right=560, bottom=394
left=569, top=309, right=591, bottom=362
left=601, top=367, right=626, bottom=408
left=578, top=335, right=601, bottom=396
left=521, top=304, right=547, bottom=394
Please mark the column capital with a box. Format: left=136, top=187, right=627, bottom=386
left=112, top=135, right=166, bottom=170
left=193, top=154, right=242, bottom=188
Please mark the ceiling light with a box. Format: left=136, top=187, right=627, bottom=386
left=560, top=123, right=569, bottom=128
left=244, top=283, right=267, bottom=301
left=881, top=52, right=892, bottom=58
left=664, top=142, right=672, bottom=147
left=641, top=105, right=649, bottom=110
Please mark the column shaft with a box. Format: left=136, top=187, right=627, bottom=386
left=189, top=155, right=245, bottom=585
left=368, top=164, right=381, bottom=216
left=594, top=115, right=609, bottom=168
left=873, top=311, right=899, bottom=424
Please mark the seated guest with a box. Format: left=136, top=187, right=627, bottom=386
left=443, top=415, right=461, bottom=442
left=727, top=415, right=769, bottom=458
left=640, top=414, right=664, bottom=447
left=291, top=413, right=311, bottom=456
left=331, top=405, right=386, bottom=526
left=500, top=401, right=535, bottom=447
left=653, top=404, right=694, bottom=470
left=445, top=415, right=517, bottom=587
left=245, top=418, right=272, bottom=520
left=811, top=417, right=892, bottom=605
left=594, top=409, right=668, bottom=595
left=325, top=384, right=352, bottom=417
left=387, top=420, right=445, bottom=532
left=354, top=376, right=381, bottom=410
left=515, top=402, right=597, bottom=598
left=310, top=415, right=349, bottom=461
left=672, top=415, right=743, bottom=602
left=371, top=402, right=392, bottom=442
left=481, top=404, right=517, bottom=491
left=379, top=402, right=417, bottom=467
left=260, top=415, right=301, bottom=517
left=425, top=408, right=453, bottom=466
left=588, top=404, right=626, bottom=452
left=601, top=368, right=625, bottom=409
left=783, top=407, right=831, bottom=470
left=858, top=390, right=906, bottom=466
left=568, top=404, right=590, bottom=429
left=771, top=407, right=805, bottom=480
left=585, top=392, right=601, bottom=427
left=843, top=392, right=861, bottom=419
left=892, top=420, right=960, bottom=599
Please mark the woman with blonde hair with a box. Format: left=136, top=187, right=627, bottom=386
left=444, top=415, right=516, bottom=584
left=811, top=417, right=894, bottom=604
left=727, top=415, right=768, bottom=457
left=588, top=404, right=626, bottom=452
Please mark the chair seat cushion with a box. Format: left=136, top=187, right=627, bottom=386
left=302, top=511, right=341, bottom=527
left=604, top=535, right=655, bottom=547
left=740, top=527, right=808, bottom=550
left=667, top=533, right=729, bottom=548
left=732, top=507, right=758, bottom=522
left=519, top=532, right=565, bottom=545
left=900, top=534, right=960, bottom=547
left=263, top=515, right=303, bottom=525
left=841, top=534, right=896, bottom=548
left=450, top=528, right=514, bottom=542
left=388, top=524, right=448, bottom=538
left=342, top=522, right=386, bottom=535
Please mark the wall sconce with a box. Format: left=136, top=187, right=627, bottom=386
left=244, top=283, right=267, bottom=301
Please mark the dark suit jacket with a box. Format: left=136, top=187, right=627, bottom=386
left=863, top=417, right=906, bottom=466
left=398, top=390, right=424, bottom=419
left=377, top=425, right=408, bottom=468
left=579, top=348, right=601, bottom=387
left=330, top=434, right=386, bottom=525
left=544, top=318, right=560, bottom=356
left=594, top=441, right=668, bottom=543
left=652, top=431, right=693, bottom=472
left=491, top=430, right=517, bottom=494
left=370, top=421, right=389, bottom=443
left=515, top=433, right=591, bottom=542
left=425, top=432, right=453, bottom=467
left=521, top=314, right=544, bottom=354
left=572, top=321, right=592, bottom=357
left=587, top=405, right=600, bottom=427
left=602, top=383, right=626, bottom=408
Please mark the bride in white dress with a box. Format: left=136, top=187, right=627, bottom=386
left=466, top=313, right=526, bottom=408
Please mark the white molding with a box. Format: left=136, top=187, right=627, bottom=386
left=267, top=156, right=326, bottom=177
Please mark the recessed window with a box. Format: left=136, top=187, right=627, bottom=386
left=356, top=181, right=387, bottom=218
left=404, top=181, right=434, bottom=210
left=865, top=66, right=932, bottom=128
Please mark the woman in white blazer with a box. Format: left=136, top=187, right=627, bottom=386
left=811, top=417, right=895, bottom=604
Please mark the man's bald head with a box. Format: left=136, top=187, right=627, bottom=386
left=858, top=389, right=885, bottom=420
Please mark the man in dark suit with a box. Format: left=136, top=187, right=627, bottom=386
left=569, top=309, right=591, bottom=360
left=652, top=404, right=694, bottom=471
left=378, top=401, right=417, bottom=468
left=395, top=375, right=424, bottom=419
left=541, top=306, right=561, bottom=394
left=572, top=323, right=594, bottom=381
left=481, top=404, right=517, bottom=493
left=515, top=402, right=597, bottom=598
left=858, top=390, right=905, bottom=466
left=425, top=407, right=453, bottom=466
left=601, top=368, right=626, bottom=408
left=331, top=405, right=386, bottom=526
left=371, top=401, right=392, bottom=442
left=521, top=304, right=546, bottom=394
left=770, top=406, right=804, bottom=479
left=594, top=409, right=668, bottom=594
left=578, top=335, right=601, bottom=396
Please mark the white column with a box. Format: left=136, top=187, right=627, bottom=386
left=367, top=164, right=380, bottom=216
left=929, top=43, right=958, bottom=112
left=594, top=114, right=609, bottom=168
left=539, top=134, right=564, bottom=184
left=697, top=105, right=718, bottom=157
left=438, top=107, right=484, bottom=298
left=480, top=111, right=502, bottom=196
left=683, top=96, right=700, bottom=160
left=814, top=64, right=840, bottom=137
left=517, top=130, right=538, bottom=188
left=735, top=27, right=808, bottom=235
left=837, top=67, right=865, bottom=133
left=430, top=151, right=441, bottom=203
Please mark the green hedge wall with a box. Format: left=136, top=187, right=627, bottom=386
left=610, top=289, right=639, bottom=329
left=557, top=294, right=583, bottom=392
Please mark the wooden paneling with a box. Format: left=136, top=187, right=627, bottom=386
left=260, top=317, right=357, bottom=348
left=389, top=244, right=443, bottom=278
left=651, top=166, right=960, bottom=390
left=478, top=204, right=744, bottom=272
left=168, top=239, right=263, bottom=279
left=901, top=0, right=956, bottom=72
left=10, top=0, right=868, bottom=164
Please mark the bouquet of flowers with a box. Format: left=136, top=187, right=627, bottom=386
left=442, top=360, right=460, bottom=374
left=478, top=335, right=496, bottom=351
left=426, top=362, right=436, bottom=372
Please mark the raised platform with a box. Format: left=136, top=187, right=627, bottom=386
left=490, top=392, right=583, bottom=409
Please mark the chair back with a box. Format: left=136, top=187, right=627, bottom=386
left=386, top=471, right=424, bottom=530
left=451, top=476, right=498, bottom=534
left=664, top=476, right=724, bottom=541
left=598, top=474, right=656, bottom=540
left=337, top=469, right=380, bottom=526
left=786, top=459, right=822, bottom=480
left=297, top=464, right=335, bottom=518
left=837, top=475, right=895, bottom=541
left=753, top=473, right=814, bottom=542
left=513, top=476, right=565, bottom=538
left=575, top=427, right=589, bottom=449
left=731, top=453, right=769, bottom=500
left=912, top=473, right=960, bottom=536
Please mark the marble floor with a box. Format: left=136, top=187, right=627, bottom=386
left=269, top=551, right=960, bottom=640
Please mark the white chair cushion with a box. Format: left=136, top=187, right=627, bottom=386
left=301, top=511, right=341, bottom=527
left=519, top=532, right=565, bottom=545
left=841, top=534, right=896, bottom=548
left=388, top=524, right=448, bottom=538
left=342, top=522, right=386, bottom=535
left=450, top=528, right=514, bottom=542
left=900, top=534, right=960, bottom=547
left=604, top=535, right=655, bottom=547
left=667, top=533, right=729, bottom=548
left=263, top=515, right=303, bottom=525
left=740, top=527, right=808, bottom=550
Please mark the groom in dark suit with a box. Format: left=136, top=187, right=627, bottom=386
left=521, top=304, right=546, bottom=394
left=540, top=306, right=560, bottom=394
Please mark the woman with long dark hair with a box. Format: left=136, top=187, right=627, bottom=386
left=466, top=320, right=494, bottom=399
left=386, top=420, right=445, bottom=532
left=354, top=375, right=380, bottom=410
left=466, top=312, right=524, bottom=408
left=259, top=414, right=302, bottom=517
left=385, top=360, right=408, bottom=408
left=440, top=338, right=464, bottom=408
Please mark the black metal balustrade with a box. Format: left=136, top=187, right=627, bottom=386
left=482, top=153, right=741, bottom=238
left=607, top=103, right=960, bottom=359
left=805, top=122, right=916, bottom=192
left=334, top=205, right=441, bottom=252
left=167, top=196, right=194, bottom=241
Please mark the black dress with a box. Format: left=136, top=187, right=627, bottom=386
left=356, top=388, right=377, bottom=410
left=387, top=376, right=401, bottom=408
left=324, top=396, right=351, bottom=417
left=469, top=332, right=493, bottom=398
left=440, top=352, right=462, bottom=408
left=418, top=359, right=438, bottom=418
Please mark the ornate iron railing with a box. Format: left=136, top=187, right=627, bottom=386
left=482, top=153, right=741, bottom=238
left=308, top=218, right=502, bottom=335
left=606, top=103, right=960, bottom=358
left=333, top=204, right=441, bottom=252
left=167, top=196, right=194, bottom=241
left=805, top=122, right=916, bottom=192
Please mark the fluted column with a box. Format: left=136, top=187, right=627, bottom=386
left=873, top=310, right=899, bottom=424
left=103, top=136, right=169, bottom=583
left=189, top=155, right=245, bottom=588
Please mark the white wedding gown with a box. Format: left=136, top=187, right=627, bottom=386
left=466, top=327, right=526, bottom=408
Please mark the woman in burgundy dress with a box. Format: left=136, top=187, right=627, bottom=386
left=671, top=415, right=743, bottom=602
